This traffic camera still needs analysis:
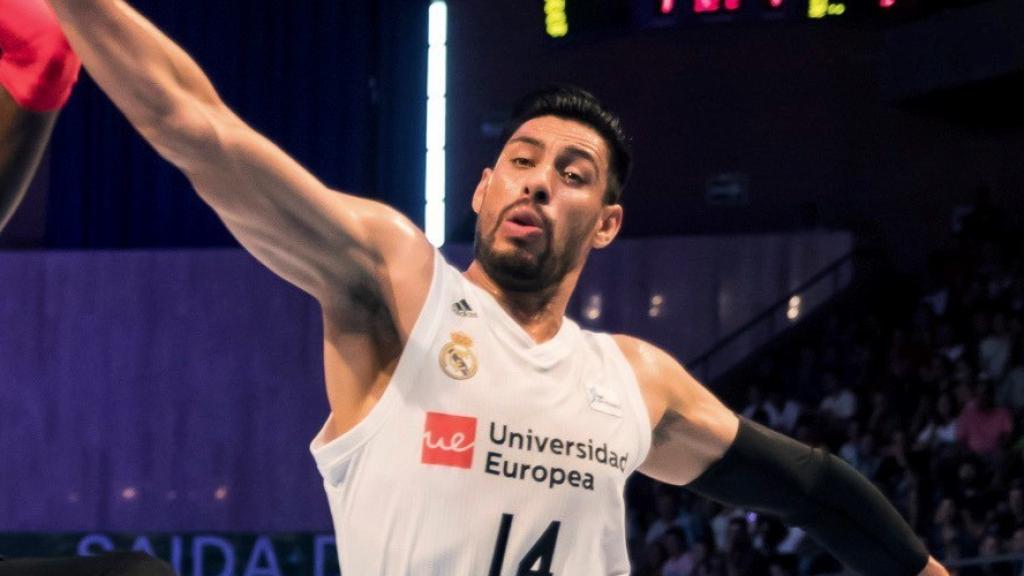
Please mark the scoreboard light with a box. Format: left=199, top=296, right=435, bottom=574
left=659, top=0, right=677, bottom=14
left=545, top=0, right=569, bottom=38
left=808, top=0, right=845, bottom=17
left=879, top=0, right=895, bottom=7
left=693, top=0, right=721, bottom=13
left=724, top=0, right=741, bottom=10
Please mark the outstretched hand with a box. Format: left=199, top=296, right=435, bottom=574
left=918, top=556, right=951, bottom=576
left=0, top=0, right=81, bottom=112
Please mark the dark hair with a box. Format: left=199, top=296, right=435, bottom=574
left=502, top=85, right=631, bottom=205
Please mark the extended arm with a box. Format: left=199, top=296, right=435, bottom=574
left=43, top=0, right=433, bottom=309
left=0, top=0, right=80, bottom=232
left=615, top=335, right=948, bottom=576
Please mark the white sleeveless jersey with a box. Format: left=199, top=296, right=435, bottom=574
left=310, top=252, right=652, bottom=576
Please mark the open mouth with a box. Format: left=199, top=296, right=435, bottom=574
left=505, top=208, right=544, bottom=231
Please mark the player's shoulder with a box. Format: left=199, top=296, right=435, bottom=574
left=609, top=334, right=687, bottom=390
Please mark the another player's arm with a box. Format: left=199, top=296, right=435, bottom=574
left=44, top=0, right=432, bottom=311
left=613, top=335, right=949, bottom=576
left=0, top=92, right=58, bottom=231
left=0, top=0, right=80, bottom=232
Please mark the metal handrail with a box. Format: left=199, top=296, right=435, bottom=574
left=942, top=552, right=1024, bottom=568
left=686, top=250, right=857, bottom=371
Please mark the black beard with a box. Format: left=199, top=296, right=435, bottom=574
left=473, top=208, right=585, bottom=294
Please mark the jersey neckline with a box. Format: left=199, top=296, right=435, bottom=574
left=460, top=272, right=580, bottom=370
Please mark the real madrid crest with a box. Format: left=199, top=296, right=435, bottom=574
left=439, top=331, right=478, bottom=380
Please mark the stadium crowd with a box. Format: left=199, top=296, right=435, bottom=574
left=626, top=191, right=1024, bottom=576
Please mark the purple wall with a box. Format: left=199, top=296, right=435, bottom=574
left=0, top=250, right=330, bottom=532
left=0, top=232, right=848, bottom=532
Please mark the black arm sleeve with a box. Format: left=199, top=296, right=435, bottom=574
left=686, top=417, right=928, bottom=576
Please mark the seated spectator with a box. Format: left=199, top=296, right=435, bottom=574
left=997, top=338, right=1024, bottom=411
left=677, top=492, right=711, bottom=548
left=976, top=529, right=1012, bottom=576
left=1009, top=524, right=1024, bottom=557
left=817, top=372, right=856, bottom=422
left=854, top=432, right=881, bottom=480
left=661, top=528, right=696, bottom=576
left=689, top=540, right=724, bottom=576
left=709, top=504, right=742, bottom=554
left=915, top=392, right=959, bottom=452
left=838, top=421, right=862, bottom=468
left=979, top=312, right=1013, bottom=381
left=647, top=491, right=684, bottom=546
left=865, top=389, right=901, bottom=440
left=763, top=390, right=802, bottom=434
left=957, top=382, right=1013, bottom=457
left=1009, top=483, right=1024, bottom=527
left=934, top=321, right=965, bottom=364
left=929, top=498, right=973, bottom=563
left=638, top=539, right=669, bottom=576
left=724, top=517, right=769, bottom=576
left=741, top=386, right=769, bottom=425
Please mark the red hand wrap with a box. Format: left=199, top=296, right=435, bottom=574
left=0, top=0, right=81, bottom=112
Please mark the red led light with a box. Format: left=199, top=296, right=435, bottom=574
left=660, top=0, right=676, bottom=13
left=770, top=0, right=783, bottom=7
left=725, top=0, right=740, bottom=9
left=694, top=0, right=721, bottom=13
left=879, top=0, right=895, bottom=6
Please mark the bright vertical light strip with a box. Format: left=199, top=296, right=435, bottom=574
left=425, top=1, right=447, bottom=247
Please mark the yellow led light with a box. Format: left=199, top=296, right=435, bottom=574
left=545, top=0, right=569, bottom=38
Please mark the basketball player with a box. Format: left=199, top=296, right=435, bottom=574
left=39, top=0, right=948, bottom=574
left=0, top=1, right=173, bottom=574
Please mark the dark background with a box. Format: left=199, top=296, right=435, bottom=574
left=3, top=0, right=1021, bottom=276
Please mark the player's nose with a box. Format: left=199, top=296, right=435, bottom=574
left=521, top=165, right=553, bottom=205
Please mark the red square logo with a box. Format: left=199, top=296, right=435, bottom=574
left=421, top=412, right=477, bottom=469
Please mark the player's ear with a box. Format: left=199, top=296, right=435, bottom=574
left=472, top=168, right=492, bottom=214
left=592, top=203, right=623, bottom=249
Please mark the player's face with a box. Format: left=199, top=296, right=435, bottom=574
left=472, top=115, right=622, bottom=292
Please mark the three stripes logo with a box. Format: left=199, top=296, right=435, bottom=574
left=451, top=299, right=477, bottom=318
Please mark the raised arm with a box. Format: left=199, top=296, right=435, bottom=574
left=0, top=0, right=80, bottom=232
left=614, top=335, right=948, bottom=576
left=44, top=0, right=433, bottom=312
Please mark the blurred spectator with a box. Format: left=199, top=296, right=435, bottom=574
left=915, top=392, right=959, bottom=452
left=838, top=421, right=862, bottom=468
left=661, top=528, right=697, bottom=576
left=763, top=390, right=802, bottom=434
left=818, top=372, right=856, bottom=422
left=1009, top=484, right=1024, bottom=527
left=741, top=386, right=802, bottom=434
left=977, top=529, right=1012, bottom=576
left=724, top=517, right=769, bottom=576
left=854, top=431, right=881, bottom=480
left=742, top=386, right=770, bottom=425
left=711, top=505, right=743, bottom=554
left=691, top=540, right=725, bottom=576
left=997, top=338, right=1024, bottom=411
left=957, top=382, right=1013, bottom=457
left=979, top=312, right=1013, bottom=381
left=647, top=491, right=685, bottom=546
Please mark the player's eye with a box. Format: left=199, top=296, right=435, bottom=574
left=563, top=171, right=583, bottom=183
left=511, top=157, right=533, bottom=167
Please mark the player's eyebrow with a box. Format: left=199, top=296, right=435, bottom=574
left=507, top=135, right=544, bottom=149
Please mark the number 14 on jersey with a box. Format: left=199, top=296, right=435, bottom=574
left=488, top=514, right=562, bottom=576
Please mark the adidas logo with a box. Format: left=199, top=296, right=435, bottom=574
left=451, top=299, right=477, bottom=318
